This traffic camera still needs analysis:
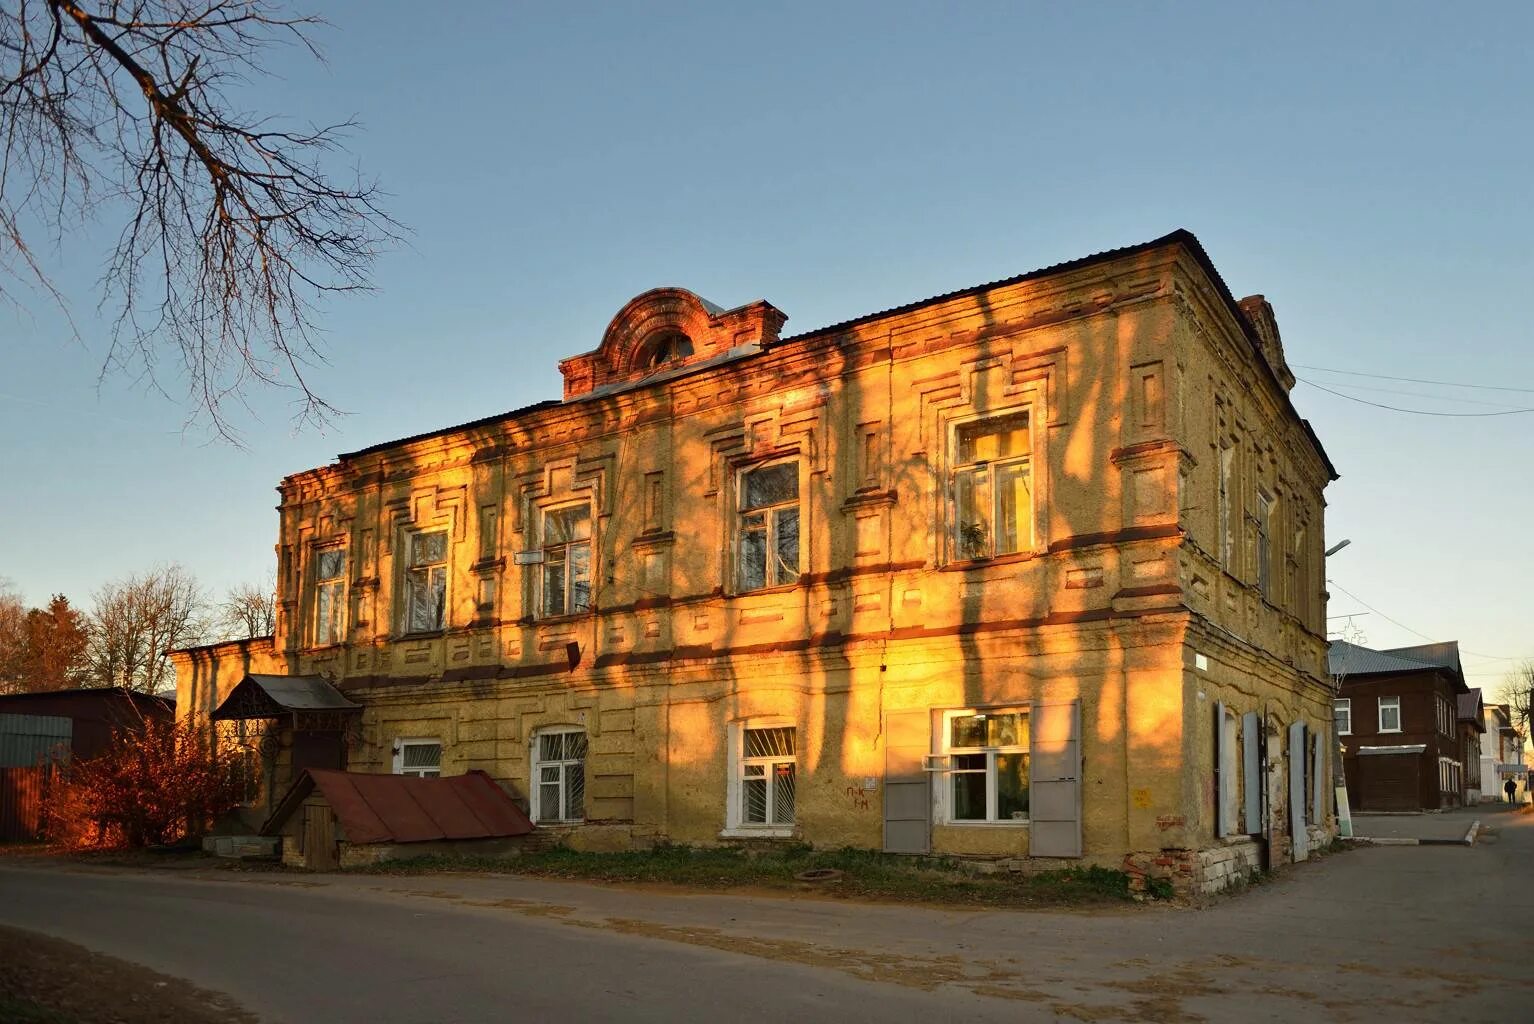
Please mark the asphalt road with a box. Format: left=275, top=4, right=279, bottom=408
left=2, top=806, right=1530, bottom=1023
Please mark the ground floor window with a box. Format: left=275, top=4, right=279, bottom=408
left=394, top=739, right=441, bottom=778
left=533, top=728, right=587, bottom=823
left=730, top=724, right=796, bottom=829
left=942, top=708, right=1029, bottom=823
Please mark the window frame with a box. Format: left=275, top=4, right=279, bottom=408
left=1378, top=696, right=1402, bottom=734
left=938, top=707, right=1031, bottom=826
left=1256, top=490, right=1274, bottom=600
left=538, top=502, right=594, bottom=619
left=312, top=544, right=347, bottom=647
left=401, top=529, right=449, bottom=635
left=948, top=410, right=1035, bottom=563
left=530, top=726, right=587, bottom=824
left=1217, top=442, right=1234, bottom=569
left=734, top=459, right=802, bottom=594
left=393, top=738, right=442, bottom=778
left=1333, top=698, right=1352, bottom=736
left=723, top=720, right=798, bottom=835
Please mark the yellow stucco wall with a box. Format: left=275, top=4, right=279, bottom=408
left=174, top=234, right=1336, bottom=879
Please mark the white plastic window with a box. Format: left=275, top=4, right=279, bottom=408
left=942, top=708, right=1030, bottom=823
left=1333, top=698, right=1351, bottom=736
left=394, top=740, right=441, bottom=778
left=1379, top=696, right=1402, bottom=734
left=532, top=728, right=587, bottom=823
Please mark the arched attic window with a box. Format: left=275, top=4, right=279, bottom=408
left=640, top=331, right=694, bottom=370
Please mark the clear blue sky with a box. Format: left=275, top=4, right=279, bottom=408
left=2, top=2, right=1530, bottom=692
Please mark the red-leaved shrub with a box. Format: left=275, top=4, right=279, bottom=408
left=46, top=718, right=246, bottom=850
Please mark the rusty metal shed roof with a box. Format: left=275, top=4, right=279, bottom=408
left=263, top=769, right=534, bottom=844
left=211, top=675, right=361, bottom=720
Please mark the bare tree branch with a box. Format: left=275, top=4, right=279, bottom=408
left=1, top=1, right=401, bottom=441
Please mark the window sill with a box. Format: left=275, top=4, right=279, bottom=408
left=938, top=550, right=1040, bottom=573
left=732, top=583, right=802, bottom=598
left=397, top=630, right=444, bottom=641
left=719, top=827, right=796, bottom=839
left=939, top=819, right=1031, bottom=828
left=534, top=612, right=594, bottom=626
left=1378, top=728, right=1403, bottom=735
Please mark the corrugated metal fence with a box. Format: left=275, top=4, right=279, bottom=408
left=0, top=713, right=73, bottom=767
left=0, top=765, right=56, bottom=841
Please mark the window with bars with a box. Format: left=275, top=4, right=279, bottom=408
left=533, top=729, right=587, bottom=823
left=951, top=413, right=1032, bottom=561
left=941, top=709, right=1029, bottom=823
left=737, top=462, right=800, bottom=592
left=738, top=726, right=796, bottom=827
left=395, top=740, right=441, bottom=778
left=403, top=531, right=448, bottom=633
left=314, top=546, right=346, bottom=645
left=541, top=505, right=592, bottom=617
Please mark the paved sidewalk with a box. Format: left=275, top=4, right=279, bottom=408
left=1350, top=805, right=1481, bottom=842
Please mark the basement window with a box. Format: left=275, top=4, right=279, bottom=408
left=394, top=740, right=441, bottom=778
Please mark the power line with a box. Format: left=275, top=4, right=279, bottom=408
left=1292, top=364, right=1534, bottom=395
left=1296, top=379, right=1534, bottom=411
left=1297, top=377, right=1534, bottom=416
left=1326, top=579, right=1525, bottom=662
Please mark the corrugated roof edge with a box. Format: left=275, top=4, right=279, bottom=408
left=328, top=229, right=1336, bottom=479
left=775, top=228, right=1336, bottom=481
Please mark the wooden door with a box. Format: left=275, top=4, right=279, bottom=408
left=303, top=805, right=338, bottom=870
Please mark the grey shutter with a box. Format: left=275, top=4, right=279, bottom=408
left=883, top=709, right=930, bottom=854
left=1312, top=725, right=1326, bottom=825
left=1242, top=712, right=1261, bottom=835
left=1215, top=701, right=1230, bottom=838
left=1289, top=721, right=1309, bottom=862
left=1030, top=700, right=1082, bottom=857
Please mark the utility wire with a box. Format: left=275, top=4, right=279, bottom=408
left=1295, top=379, right=1534, bottom=411
left=1297, top=377, right=1534, bottom=416
left=1292, top=364, right=1534, bottom=395
left=1326, top=579, right=1525, bottom=662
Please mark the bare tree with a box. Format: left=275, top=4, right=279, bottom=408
left=0, top=578, right=26, bottom=693
left=87, top=564, right=208, bottom=693
left=1498, top=660, right=1534, bottom=753
left=1, top=1, right=399, bottom=439
left=219, top=574, right=274, bottom=639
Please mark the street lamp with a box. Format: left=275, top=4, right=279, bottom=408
left=1324, top=538, right=1352, bottom=557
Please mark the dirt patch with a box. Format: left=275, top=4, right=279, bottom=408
left=0, top=925, right=255, bottom=1024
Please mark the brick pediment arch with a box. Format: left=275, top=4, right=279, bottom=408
left=559, top=287, right=787, bottom=400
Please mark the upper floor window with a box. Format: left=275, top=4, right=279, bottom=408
left=643, top=331, right=693, bottom=369
left=314, top=547, right=346, bottom=646
left=1378, top=696, right=1402, bottom=734
left=1256, top=491, right=1273, bottom=600
left=541, top=505, right=592, bottom=617
left=1333, top=698, right=1351, bottom=736
left=394, top=739, right=442, bottom=778
left=403, top=530, right=447, bottom=633
left=1217, top=443, right=1234, bottom=569
left=737, top=461, right=800, bottom=592
left=532, top=727, right=587, bottom=823
left=952, top=413, right=1032, bottom=561
left=942, top=708, right=1030, bottom=823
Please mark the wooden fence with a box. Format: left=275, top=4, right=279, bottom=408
left=0, top=765, right=56, bottom=842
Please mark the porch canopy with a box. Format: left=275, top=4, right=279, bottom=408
left=211, top=674, right=361, bottom=730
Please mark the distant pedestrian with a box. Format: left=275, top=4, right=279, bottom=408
left=1505, top=778, right=1517, bottom=803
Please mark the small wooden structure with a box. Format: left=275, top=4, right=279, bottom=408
left=263, top=768, right=535, bottom=869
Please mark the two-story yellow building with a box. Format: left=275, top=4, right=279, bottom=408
left=174, top=230, right=1338, bottom=892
